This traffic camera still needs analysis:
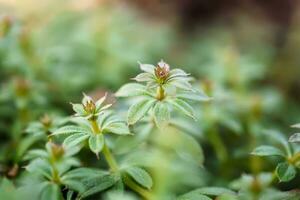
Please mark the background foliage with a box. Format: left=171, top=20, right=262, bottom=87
left=0, top=0, right=300, bottom=199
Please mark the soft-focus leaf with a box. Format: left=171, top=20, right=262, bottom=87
left=168, top=99, right=196, bottom=120
left=115, top=83, right=147, bottom=97
left=63, top=133, right=89, bottom=148
left=125, top=166, right=153, bottom=189
left=51, top=126, right=91, bottom=136
left=289, top=133, right=300, bottom=143
left=251, top=145, right=285, bottom=157
left=88, top=134, right=104, bottom=156
left=127, top=99, right=156, bottom=125
left=194, top=187, right=235, bottom=196
left=153, top=102, right=170, bottom=128
left=276, top=162, right=297, bottom=182
left=40, top=183, right=61, bottom=200
left=80, top=174, right=118, bottom=198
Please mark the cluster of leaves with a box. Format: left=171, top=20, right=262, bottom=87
left=251, top=129, right=300, bottom=182
left=1, top=4, right=300, bottom=200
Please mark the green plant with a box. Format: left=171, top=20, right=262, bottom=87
left=251, top=130, right=300, bottom=182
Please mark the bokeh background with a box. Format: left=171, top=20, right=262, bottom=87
left=1, top=0, right=300, bottom=199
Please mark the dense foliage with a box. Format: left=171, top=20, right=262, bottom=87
left=0, top=2, right=300, bottom=200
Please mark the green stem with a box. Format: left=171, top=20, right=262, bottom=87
left=124, top=175, right=154, bottom=200
left=208, top=127, right=228, bottom=162
left=102, top=144, right=118, bottom=172
left=90, top=119, right=101, bottom=133
left=289, top=152, right=300, bottom=164
left=89, top=118, right=151, bottom=199
left=156, top=85, right=165, bottom=101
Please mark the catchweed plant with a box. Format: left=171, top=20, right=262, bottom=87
left=23, top=61, right=220, bottom=200
left=116, top=60, right=210, bottom=127
left=251, top=129, right=300, bottom=182
left=50, top=93, right=154, bottom=199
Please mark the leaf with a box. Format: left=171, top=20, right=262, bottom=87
left=176, top=90, right=211, bottom=102
left=88, top=134, right=104, bottom=156
left=276, top=162, right=297, bottom=182
left=62, top=168, right=106, bottom=193
left=153, top=102, right=170, bottom=128
left=168, top=99, right=196, bottom=120
left=40, top=183, right=61, bottom=200
left=289, top=133, right=300, bottom=143
left=139, top=63, right=155, bottom=74
left=291, top=123, right=300, bottom=128
left=23, top=149, right=48, bottom=160
left=125, top=166, right=153, bottom=189
left=71, top=103, right=85, bottom=115
left=194, top=187, right=235, bottom=196
left=51, top=126, right=91, bottom=136
left=115, top=83, right=147, bottom=97
left=63, top=133, right=89, bottom=148
left=127, top=99, right=156, bottom=125
left=251, top=145, right=285, bottom=157
left=177, top=192, right=212, bottom=200
left=26, top=159, right=52, bottom=180
left=174, top=131, right=204, bottom=165
left=66, top=190, right=74, bottom=200
left=95, top=93, right=107, bottom=111
left=80, top=174, right=118, bottom=198
left=103, top=122, right=131, bottom=135
left=133, top=73, right=154, bottom=82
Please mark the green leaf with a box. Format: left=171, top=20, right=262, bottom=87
left=103, top=122, right=131, bottom=135
left=71, top=103, right=85, bottom=115
left=26, top=159, right=52, bottom=180
left=251, top=145, right=285, bottom=157
left=174, top=131, right=204, bottom=165
left=63, top=133, right=89, bottom=148
left=177, top=192, right=212, bottom=200
left=41, top=183, right=61, bottom=200
left=289, top=133, right=300, bottom=143
left=153, top=102, right=170, bottom=128
left=51, top=126, right=91, bottom=136
left=115, top=83, right=147, bottom=97
left=168, top=99, right=196, bottom=120
left=139, top=63, right=155, bottom=74
left=88, top=134, right=104, bottom=156
left=176, top=90, right=210, bottom=102
left=80, top=174, right=118, bottom=198
left=276, top=162, right=297, bottom=182
left=195, top=187, right=235, bottom=196
left=127, top=99, right=156, bottom=125
left=133, top=73, right=154, bottom=82
left=291, top=123, right=300, bottom=128
left=125, top=166, right=153, bottom=189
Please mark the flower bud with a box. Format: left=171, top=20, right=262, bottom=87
left=82, top=94, right=96, bottom=114
left=40, top=114, right=52, bottom=128
left=155, top=60, right=170, bottom=81
left=50, top=143, right=64, bottom=159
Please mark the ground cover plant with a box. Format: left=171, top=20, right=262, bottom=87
left=1, top=1, right=300, bottom=200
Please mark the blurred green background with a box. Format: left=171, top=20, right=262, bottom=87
left=0, top=0, right=300, bottom=198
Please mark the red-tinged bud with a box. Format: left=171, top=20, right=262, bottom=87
left=50, top=143, right=65, bottom=159
left=155, top=60, right=170, bottom=81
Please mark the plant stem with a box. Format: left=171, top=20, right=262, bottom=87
left=289, top=151, right=300, bottom=164
left=156, top=85, right=165, bottom=101
left=124, top=175, right=154, bottom=200
left=90, top=119, right=101, bottom=133
left=102, top=144, right=118, bottom=172
left=89, top=118, right=152, bottom=199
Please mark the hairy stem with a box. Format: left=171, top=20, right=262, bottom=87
left=89, top=118, right=151, bottom=199
left=102, top=144, right=118, bottom=172
left=156, top=85, right=165, bottom=101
